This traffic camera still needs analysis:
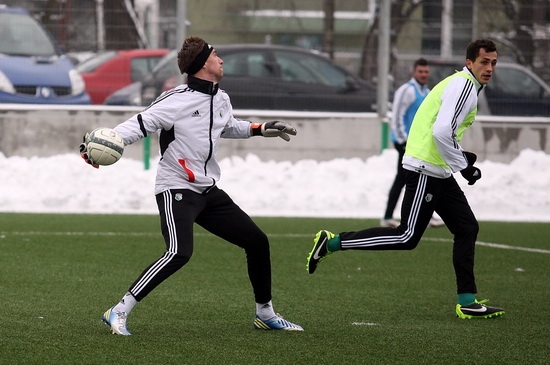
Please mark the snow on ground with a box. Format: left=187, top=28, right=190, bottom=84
left=1, top=149, right=549, bottom=222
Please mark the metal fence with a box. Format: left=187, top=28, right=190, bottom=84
left=3, top=0, right=550, bottom=84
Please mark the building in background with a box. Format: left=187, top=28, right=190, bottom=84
left=3, top=0, right=549, bottom=84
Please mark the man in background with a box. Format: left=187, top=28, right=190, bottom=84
left=381, top=58, right=443, bottom=228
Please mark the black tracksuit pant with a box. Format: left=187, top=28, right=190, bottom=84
left=128, top=186, right=272, bottom=303
left=383, top=142, right=407, bottom=220
left=339, top=171, right=479, bottom=295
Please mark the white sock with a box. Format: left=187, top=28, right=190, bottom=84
left=112, top=292, right=137, bottom=314
left=256, top=300, right=276, bottom=320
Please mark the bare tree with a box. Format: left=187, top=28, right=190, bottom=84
left=322, top=0, right=335, bottom=59
left=104, top=0, right=140, bottom=49
left=359, top=0, right=425, bottom=81
left=498, top=0, right=539, bottom=65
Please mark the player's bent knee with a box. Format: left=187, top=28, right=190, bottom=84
left=461, top=221, right=479, bottom=239
left=169, top=252, right=191, bottom=269
left=402, top=237, right=421, bottom=250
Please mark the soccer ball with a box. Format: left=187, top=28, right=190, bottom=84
left=86, top=128, right=124, bottom=166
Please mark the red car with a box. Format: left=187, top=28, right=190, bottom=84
left=77, top=49, right=169, bottom=104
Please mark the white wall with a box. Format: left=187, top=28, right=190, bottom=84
left=0, top=105, right=548, bottom=165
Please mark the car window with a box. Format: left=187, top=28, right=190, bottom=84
left=222, top=52, right=275, bottom=78
left=488, top=67, right=544, bottom=98
left=76, top=51, right=117, bottom=73
left=152, top=51, right=179, bottom=79
left=426, top=63, right=461, bottom=87
left=273, top=51, right=348, bottom=87
left=130, top=56, right=163, bottom=82
left=0, top=12, right=57, bottom=56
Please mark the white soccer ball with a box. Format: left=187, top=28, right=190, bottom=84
left=86, top=128, right=124, bottom=166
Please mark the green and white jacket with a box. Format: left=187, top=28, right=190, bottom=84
left=403, top=67, right=482, bottom=179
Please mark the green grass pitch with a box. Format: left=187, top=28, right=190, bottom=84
left=0, top=213, right=549, bottom=364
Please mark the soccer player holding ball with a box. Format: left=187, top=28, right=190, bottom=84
left=80, top=127, right=124, bottom=167
left=307, top=39, right=505, bottom=320
left=79, top=36, right=302, bottom=334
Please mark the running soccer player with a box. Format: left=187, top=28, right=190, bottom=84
left=307, top=39, right=505, bottom=320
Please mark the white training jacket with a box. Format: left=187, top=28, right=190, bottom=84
left=114, top=76, right=253, bottom=195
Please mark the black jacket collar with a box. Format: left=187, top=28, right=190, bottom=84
left=188, top=75, right=219, bottom=95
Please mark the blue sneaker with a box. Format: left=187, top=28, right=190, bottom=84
left=102, top=307, right=131, bottom=335
left=254, top=314, right=303, bottom=331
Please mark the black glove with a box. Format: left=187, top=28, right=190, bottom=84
left=460, top=165, right=481, bottom=185
left=462, top=151, right=477, bottom=165
left=251, top=121, right=297, bottom=141
left=79, top=133, right=99, bottom=169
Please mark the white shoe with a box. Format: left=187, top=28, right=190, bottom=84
left=254, top=313, right=304, bottom=331
left=380, top=219, right=400, bottom=228
left=429, top=217, right=445, bottom=227
left=102, top=307, right=131, bottom=335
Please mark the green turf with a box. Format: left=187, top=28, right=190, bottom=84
left=0, top=213, right=549, bottom=364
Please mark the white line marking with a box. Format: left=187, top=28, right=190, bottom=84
left=423, top=237, right=550, bottom=254
left=0, top=231, right=158, bottom=237
left=351, top=322, right=379, bottom=326
left=1, top=232, right=549, bottom=254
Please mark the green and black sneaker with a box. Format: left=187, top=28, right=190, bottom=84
left=306, top=230, right=334, bottom=274
left=456, top=299, right=505, bottom=319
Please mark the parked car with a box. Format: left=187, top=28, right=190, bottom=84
left=105, top=44, right=379, bottom=112
left=0, top=6, right=90, bottom=104
left=77, top=49, right=169, bottom=104
left=427, top=59, right=550, bottom=117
